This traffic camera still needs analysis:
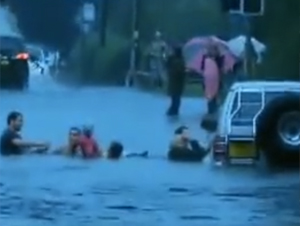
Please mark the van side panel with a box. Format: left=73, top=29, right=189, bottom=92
left=218, top=90, right=236, bottom=135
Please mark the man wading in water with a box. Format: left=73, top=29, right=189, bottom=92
left=0, top=111, right=50, bottom=155
left=166, top=45, right=186, bottom=116
left=168, top=126, right=209, bottom=162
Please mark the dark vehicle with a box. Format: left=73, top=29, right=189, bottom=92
left=0, top=35, right=29, bottom=90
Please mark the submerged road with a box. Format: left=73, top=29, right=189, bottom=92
left=0, top=76, right=299, bottom=226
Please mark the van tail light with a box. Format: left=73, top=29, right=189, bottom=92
left=16, top=53, right=29, bottom=60
left=212, top=135, right=227, bottom=162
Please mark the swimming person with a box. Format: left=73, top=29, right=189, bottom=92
left=0, top=111, right=50, bottom=156
left=106, top=141, right=149, bottom=160
left=79, top=125, right=102, bottom=158
left=106, top=141, right=124, bottom=159
left=54, top=127, right=82, bottom=156
left=168, top=126, right=209, bottom=162
left=54, top=125, right=147, bottom=159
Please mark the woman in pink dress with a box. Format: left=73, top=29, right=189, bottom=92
left=202, top=45, right=223, bottom=114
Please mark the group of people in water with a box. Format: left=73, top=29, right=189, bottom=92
left=0, top=111, right=209, bottom=162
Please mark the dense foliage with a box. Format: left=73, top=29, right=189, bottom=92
left=253, top=0, right=299, bottom=79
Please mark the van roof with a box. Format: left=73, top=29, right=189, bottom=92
left=230, top=81, right=300, bottom=91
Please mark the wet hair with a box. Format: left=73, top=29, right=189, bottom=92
left=107, top=141, right=124, bottom=159
left=82, top=125, right=93, bottom=137
left=6, top=111, right=22, bottom=125
left=174, top=126, right=188, bottom=135
left=69, top=127, right=81, bottom=135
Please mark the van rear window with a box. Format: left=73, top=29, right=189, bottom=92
left=230, top=92, right=262, bottom=116
left=230, top=91, right=298, bottom=126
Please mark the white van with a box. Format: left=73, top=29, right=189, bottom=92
left=212, top=81, right=300, bottom=166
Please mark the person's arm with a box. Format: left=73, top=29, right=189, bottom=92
left=12, top=138, right=47, bottom=149
left=54, top=144, right=80, bottom=156
left=165, top=56, right=173, bottom=72
left=124, top=150, right=149, bottom=158
left=147, top=44, right=154, bottom=56
left=169, top=136, right=183, bottom=149
left=180, top=60, right=187, bottom=76
left=52, top=145, right=67, bottom=155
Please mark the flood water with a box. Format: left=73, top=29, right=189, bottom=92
left=0, top=76, right=299, bottom=226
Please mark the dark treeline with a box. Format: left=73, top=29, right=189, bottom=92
left=7, top=0, right=82, bottom=53
left=253, top=0, right=299, bottom=79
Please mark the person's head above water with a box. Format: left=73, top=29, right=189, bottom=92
left=174, top=125, right=189, bottom=140
left=82, top=125, right=93, bottom=138
left=154, top=30, right=161, bottom=39
left=107, top=141, right=124, bottom=159
left=69, top=127, right=81, bottom=144
left=7, top=111, right=23, bottom=132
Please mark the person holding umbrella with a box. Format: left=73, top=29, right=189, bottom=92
left=202, top=44, right=224, bottom=114
left=183, top=36, right=236, bottom=130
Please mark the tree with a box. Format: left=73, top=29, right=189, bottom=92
left=253, top=0, right=299, bottom=79
left=8, top=0, right=81, bottom=51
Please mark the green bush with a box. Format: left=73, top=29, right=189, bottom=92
left=254, top=0, right=299, bottom=80
left=67, top=31, right=130, bottom=85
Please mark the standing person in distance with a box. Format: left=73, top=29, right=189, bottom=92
left=148, top=31, right=168, bottom=87
left=166, top=45, right=186, bottom=116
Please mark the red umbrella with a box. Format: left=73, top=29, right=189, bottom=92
left=184, top=36, right=236, bottom=73
left=183, top=36, right=237, bottom=100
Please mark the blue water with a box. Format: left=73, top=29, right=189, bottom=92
left=0, top=77, right=299, bottom=226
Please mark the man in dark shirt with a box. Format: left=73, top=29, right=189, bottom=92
left=166, top=45, right=186, bottom=116
left=0, top=111, right=50, bottom=156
